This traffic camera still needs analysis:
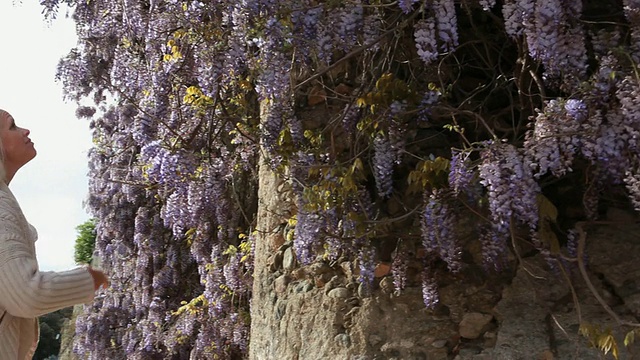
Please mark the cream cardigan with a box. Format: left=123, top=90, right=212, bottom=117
left=0, top=182, right=95, bottom=359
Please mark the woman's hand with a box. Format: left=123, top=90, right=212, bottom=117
left=87, top=266, right=110, bottom=291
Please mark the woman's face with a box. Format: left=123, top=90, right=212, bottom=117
left=0, top=110, right=36, bottom=172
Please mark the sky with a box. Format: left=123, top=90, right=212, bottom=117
left=0, top=2, right=92, bottom=271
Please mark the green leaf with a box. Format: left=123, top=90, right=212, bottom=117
left=624, top=329, right=636, bottom=347
left=538, top=220, right=560, bottom=254
left=537, top=194, right=558, bottom=222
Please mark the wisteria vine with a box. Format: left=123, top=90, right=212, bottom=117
left=38, top=0, right=640, bottom=358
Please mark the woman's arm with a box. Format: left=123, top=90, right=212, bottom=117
left=0, top=246, right=96, bottom=318
left=0, top=214, right=98, bottom=318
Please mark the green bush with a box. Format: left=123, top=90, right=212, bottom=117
left=73, top=219, right=96, bottom=265
left=34, top=307, right=73, bottom=359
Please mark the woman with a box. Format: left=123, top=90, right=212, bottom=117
left=0, top=109, right=109, bottom=359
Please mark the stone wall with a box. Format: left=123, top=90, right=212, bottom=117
left=58, top=305, right=82, bottom=360
left=249, top=196, right=640, bottom=359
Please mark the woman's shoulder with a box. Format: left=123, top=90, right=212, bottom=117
left=0, top=185, right=20, bottom=216
left=0, top=185, right=29, bottom=231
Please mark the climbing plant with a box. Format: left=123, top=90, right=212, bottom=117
left=40, top=0, right=640, bottom=358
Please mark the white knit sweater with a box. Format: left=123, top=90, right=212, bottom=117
left=0, top=182, right=95, bottom=359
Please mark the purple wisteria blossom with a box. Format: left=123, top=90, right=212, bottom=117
left=479, top=0, right=496, bottom=11
left=502, top=0, right=534, bottom=38
left=434, top=0, right=459, bottom=51
left=525, top=0, right=588, bottom=89
left=392, top=250, right=409, bottom=295
left=373, top=134, right=395, bottom=198
left=388, top=103, right=408, bottom=164
left=421, top=267, right=439, bottom=308
left=56, top=0, right=640, bottom=357
left=398, top=0, right=418, bottom=14
left=421, top=189, right=462, bottom=272
left=291, top=3, right=323, bottom=63
left=363, top=12, right=382, bottom=51
left=624, top=0, right=640, bottom=63
left=417, top=89, right=441, bottom=122
left=479, top=142, right=540, bottom=264
left=524, top=99, right=586, bottom=177
left=448, top=150, right=475, bottom=197
left=335, top=1, right=364, bottom=51
left=414, top=18, right=438, bottom=65
left=358, top=245, right=376, bottom=294
left=294, top=206, right=323, bottom=265
left=625, top=169, right=640, bottom=211
left=590, top=30, right=621, bottom=58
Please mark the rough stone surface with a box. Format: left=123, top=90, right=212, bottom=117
left=240, top=150, right=640, bottom=360
left=249, top=205, right=640, bottom=360
left=58, top=304, right=82, bottom=360
left=459, top=312, right=493, bottom=339
left=283, top=247, right=296, bottom=271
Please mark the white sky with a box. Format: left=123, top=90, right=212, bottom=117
left=0, top=2, right=92, bottom=271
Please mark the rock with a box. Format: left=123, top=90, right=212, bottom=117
left=309, top=262, right=332, bottom=276
left=380, top=339, right=416, bottom=352
left=291, top=267, right=306, bottom=280
left=274, top=275, right=290, bottom=294
left=427, top=349, right=450, bottom=360
left=275, top=299, right=287, bottom=321
left=626, top=294, right=640, bottom=317
left=539, top=349, right=554, bottom=360
left=269, top=252, right=283, bottom=272
left=455, top=348, right=482, bottom=359
left=357, top=282, right=371, bottom=298
left=302, top=281, right=314, bottom=292
left=294, top=280, right=314, bottom=293
left=340, top=261, right=353, bottom=278
left=335, top=333, right=351, bottom=348
left=345, top=306, right=360, bottom=317
left=492, top=260, right=552, bottom=358
left=392, top=303, right=409, bottom=314
left=431, top=339, right=447, bottom=348
left=459, top=312, right=493, bottom=339
left=315, top=272, right=332, bottom=288
left=483, top=331, right=497, bottom=348
left=324, top=275, right=340, bottom=294
left=586, top=222, right=640, bottom=317
left=470, top=354, right=493, bottom=360
left=282, top=247, right=296, bottom=271
left=606, top=207, right=639, bottom=222
left=369, top=334, right=383, bottom=346
left=328, top=287, right=350, bottom=299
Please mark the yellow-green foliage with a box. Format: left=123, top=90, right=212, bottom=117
left=355, top=73, right=423, bottom=140
left=624, top=328, right=640, bottom=347
left=223, top=232, right=254, bottom=264
left=163, top=39, right=183, bottom=62
left=537, top=194, right=561, bottom=254
left=173, top=294, right=207, bottom=317
left=184, top=86, right=214, bottom=108
left=580, top=322, right=620, bottom=359
left=357, top=72, right=415, bottom=114
left=407, top=156, right=450, bottom=194
left=303, top=157, right=366, bottom=212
